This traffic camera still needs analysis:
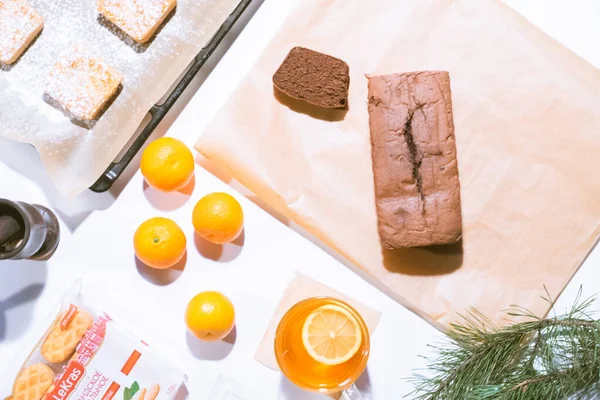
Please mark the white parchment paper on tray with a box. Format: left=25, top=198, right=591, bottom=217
left=196, top=0, right=600, bottom=329
left=0, top=0, right=240, bottom=197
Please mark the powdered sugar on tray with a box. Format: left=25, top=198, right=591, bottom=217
left=0, top=0, right=240, bottom=197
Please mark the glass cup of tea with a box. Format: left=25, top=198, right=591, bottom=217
left=274, top=297, right=370, bottom=398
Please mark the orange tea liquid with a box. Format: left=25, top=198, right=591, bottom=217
left=274, top=297, right=370, bottom=394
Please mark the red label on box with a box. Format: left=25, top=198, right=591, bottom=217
left=44, top=361, right=85, bottom=400
left=101, top=382, right=120, bottom=400
left=60, top=305, right=78, bottom=330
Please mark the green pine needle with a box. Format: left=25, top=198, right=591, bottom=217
left=409, top=288, right=600, bottom=400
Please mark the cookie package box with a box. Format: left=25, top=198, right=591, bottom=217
left=1, top=284, right=186, bottom=400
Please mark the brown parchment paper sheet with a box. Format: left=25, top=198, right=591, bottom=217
left=196, top=0, right=600, bottom=328
left=0, top=0, right=240, bottom=197
left=255, top=272, right=381, bottom=370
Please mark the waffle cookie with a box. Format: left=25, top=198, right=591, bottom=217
left=41, top=307, right=94, bottom=363
left=45, top=51, right=123, bottom=121
left=12, top=363, right=55, bottom=400
left=98, top=0, right=176, bottom=44
left=0, top=0, right=44, bottom=64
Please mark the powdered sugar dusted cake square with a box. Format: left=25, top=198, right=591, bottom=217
left=45, top=51, right=123, bottom=121
left=98, top=0, right=176, bottom=44
left=0, top=0, right=43, bottom=64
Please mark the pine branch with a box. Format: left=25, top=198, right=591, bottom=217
left=409, top=289, right=600, bottom=400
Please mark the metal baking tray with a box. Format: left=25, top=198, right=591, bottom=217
left=90, top=0, right=253, bottom=193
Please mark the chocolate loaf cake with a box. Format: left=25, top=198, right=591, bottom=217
left=273, top=47, right=349, bottom=109
left=367, top=71, right=462, bottom=248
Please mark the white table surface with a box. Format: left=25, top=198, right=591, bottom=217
left=1, top=0, right=599, bottom=398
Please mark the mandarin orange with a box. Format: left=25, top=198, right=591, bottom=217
left=185, top=291, right=235, bottom=341
left=134, top=217, right=186, bottom=269
left=192, top=192, right=244, bottom=244
left=141, top=137, right=194, bottom=192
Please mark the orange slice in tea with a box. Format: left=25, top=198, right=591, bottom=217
left=301, top=304, right=362, bottom=365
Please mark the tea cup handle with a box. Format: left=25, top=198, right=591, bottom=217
left=341, top=384, right=363, bottom=400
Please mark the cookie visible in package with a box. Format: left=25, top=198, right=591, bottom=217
left=11, top=363, right=54, bottom=400
left=41, top=305, right=94, bottom=363
left=2, top=285, right=187, bottom=400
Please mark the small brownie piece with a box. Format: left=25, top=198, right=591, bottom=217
left=368, top=71, right=462, bottom=248
left=273, top=46, right=349, bottom=109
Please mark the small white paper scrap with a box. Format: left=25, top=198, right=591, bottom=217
left=208, top=375, right=266, bottom=400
